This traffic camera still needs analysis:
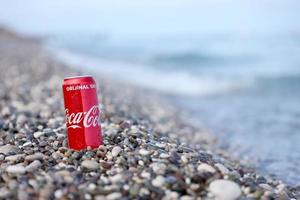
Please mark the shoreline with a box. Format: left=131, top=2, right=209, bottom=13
left=0, top=28, right=298, bottom=199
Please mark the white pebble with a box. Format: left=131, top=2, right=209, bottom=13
left=6, top=165, right=26, bottom=174
left=139, top=149, right=150, bottom=156
left=150, top=163, right=167, bottom=174
left=152, top=176, right=165, bottom=187
left=215, top=163, right=230, bottom=175
left=25, top=160, right=42, bottom=172
left=110, top=174, right=123, bottom=183
left=16, top=115, right=27, bottom=124
left=181, top=155, right=189, bottom=164
left=25, top=153, right=44, bottom=161
left=0, top=145, right=18, bottom=155
left=81, top=160, right=99, bottom=170
left=106, top=192, right=122, bottom=200
left=5, top=154, right=24, bottom=162
left=163, top=190, right=179, bottom=200
left=22, top=142, right=32, bottom=147
left=209, top=179, right=241, bottom=200
left=95, top=195, right=106, bottom=200
left=180, top=195, right=195, bottom=200
left=197, top=163, right=216, bottom=173
left=111, top=146, right=122, bottom=157
left=159, top=153, right=170, bottom=159
left=54, top=190, right=63, bottom=198
left=156, top=143, right=166, bottom=148
left=33, top=131, right=44, bottom=138
left=88, top=183, right=96, bottom=191
left=141, top=171, right=151, bottom=179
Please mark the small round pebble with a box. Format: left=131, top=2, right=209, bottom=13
left=215, top=163, right=229, bottom=175
left=81, top=160, right=99, bottom=170
left=111, top=146, right=122, bottom=157
left=151, top=163, right=167, bottom=174
left=197, top=163, right=216, bottom=173
left=152, top=175, right=165, bottom=187
left=106, top=192, right=122, bottom=200
left=209, top=179, right=241, bottom=200
left=139, top=149, right=150, bottom=156
left=26, top=160, right=42, bottom=172
left=25, top=153, right=44, bottom=161
left=33, top=131, right=44, bottom=138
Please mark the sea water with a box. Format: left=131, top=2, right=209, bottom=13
left=46, top=33, right=300, bottom=184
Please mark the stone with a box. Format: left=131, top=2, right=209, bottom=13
left=156, top=143, right=166, bottom=148
left=159, top=153, right=170, bottom=159
left=215, top=163, right=230, bottom=175
left=22, top=142, right=32, bottom=147
left=25, top=153, right=44, bottom=161
left=26, top=160, right=42, bottom=172
left=39, top=141, right=47, bottom=147
left=111, top=146, right=122, bottom=157
left=0, top=144, right=18, bottom=155
left=5, top=154, right=24, bottom=162
left=139, top=149, right=150, bottom=156
left=180, top=196, right=195, bottom=200
left=278, top=190, right=290, bottom=200
left=95, top=195, right=106, bottom=200
left=150, top=163, right=167, bottom=174
left=152, top=176, right=165, bottom=187
left=163, top=191, right=179, bottom=200
left=6, top=165, right=26, bottom=174
left=106, top=192, right=122, bottom=200
left=259, top=184, right=273, bottom=191
left=54, top=190, right=63, bottom=199
left=16, top=115, right=27, bottom=125
left=33, top=131, right=44, bottom=138
left=209, top=179, right=241, bottom=200
left=197, top=163, right=216, bottom=173
left=0, top=187, right=10, bottom=199
left=181, top=155, right=189, bottom=164
left=55, top=170, right=73, bottom=183
left=141, top=171, right=151, bottom=179
left=81, top=160, right=99, bottom=170
left=110, top=174, right=123, bottom=183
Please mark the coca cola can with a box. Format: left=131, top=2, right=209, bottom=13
left=62, top=75, right=103, bottom=150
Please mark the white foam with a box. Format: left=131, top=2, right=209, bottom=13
left=49, top=47, right=253, bottom=97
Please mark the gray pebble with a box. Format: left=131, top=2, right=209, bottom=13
left=25, top=153, right=44, bottom=161
left=5, top=154, right=24, bottom=162
left=111, top=146, right=122, bottom=157
left=81, top=160, right=99, bottom=170
left=26, top=160, right=42, bottom=172
left=0, top=144, right=18, bottom=155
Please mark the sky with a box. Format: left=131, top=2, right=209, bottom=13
left=0, top=0, right=299, bottom=36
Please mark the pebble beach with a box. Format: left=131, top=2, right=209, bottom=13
left=0, top=28, right=299, bottom=200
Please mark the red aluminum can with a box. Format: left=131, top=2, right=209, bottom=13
left=62, top=75, right=103, bottom=150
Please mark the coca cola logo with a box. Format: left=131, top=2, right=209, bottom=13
left=65, top=105, right=100, bottom=129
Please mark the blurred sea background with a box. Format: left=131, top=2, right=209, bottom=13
left=1, top=0, right=300, bottom=184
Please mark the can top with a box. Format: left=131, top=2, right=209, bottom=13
left=63, top=75, right=96, bottom=85
left=64, top=75, right=92, bottom=81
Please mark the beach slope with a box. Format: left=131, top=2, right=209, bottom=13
left=0, top=28, right=298, bottom=199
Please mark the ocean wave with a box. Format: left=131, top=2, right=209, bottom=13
left=47, top=48, right=254, bottom=97
left=149, top=51, right=259, bottom=67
